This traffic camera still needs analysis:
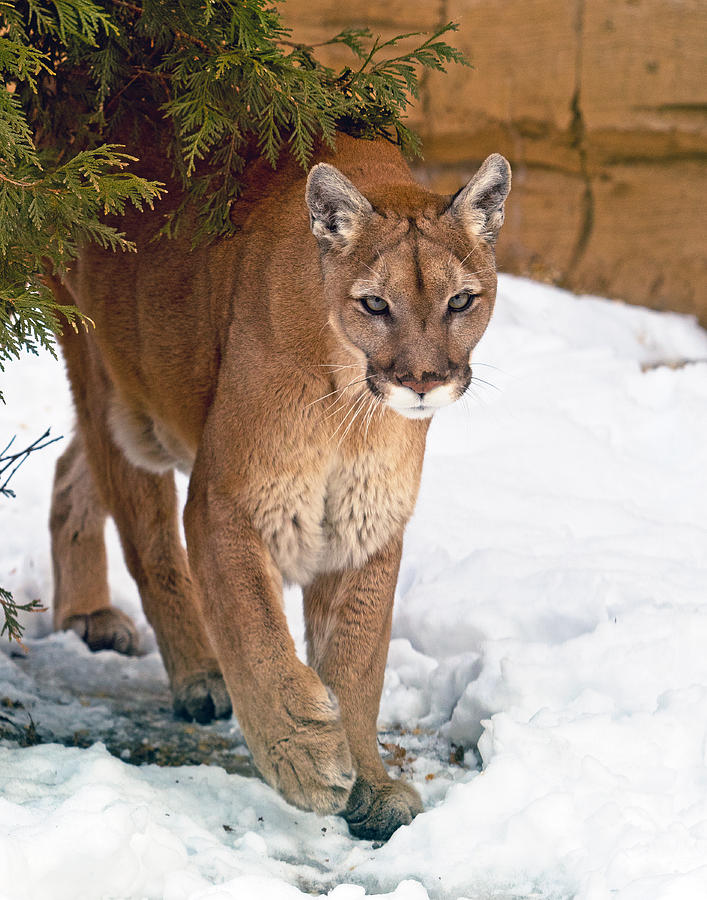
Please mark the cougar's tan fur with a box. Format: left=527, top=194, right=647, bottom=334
left=48, top=133, right=510, bottom=840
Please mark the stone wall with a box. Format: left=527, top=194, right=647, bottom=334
left=283, top=0, right=707, bottom=322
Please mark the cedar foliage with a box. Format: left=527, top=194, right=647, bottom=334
left=0, top=1, right=467, bottom=640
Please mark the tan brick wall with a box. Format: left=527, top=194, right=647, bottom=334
left=282, top=0, right=707, bottom=322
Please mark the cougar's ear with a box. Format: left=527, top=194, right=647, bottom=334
left=447, top=154, right=511, bottom=243
left=306, top=163, right=373, bottom=251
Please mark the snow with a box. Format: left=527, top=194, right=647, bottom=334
left=1, top=274, right=707, bottom=900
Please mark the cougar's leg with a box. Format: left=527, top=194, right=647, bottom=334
left=183, top=465, right=355, bottom=816
left=303, top=535, right=423, bottom=841
left=58, top=324, right=230, bottom=724
left=50, top=432, right=139, bottom=655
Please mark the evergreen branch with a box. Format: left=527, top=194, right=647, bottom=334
left=0, top=137, right=164, bottom=379
left=1, top=587, right=46, bottom=649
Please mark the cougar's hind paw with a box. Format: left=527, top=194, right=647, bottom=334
left=173, top=671, right=232, bottom=724
left=63, top=608, right=140, bottom=656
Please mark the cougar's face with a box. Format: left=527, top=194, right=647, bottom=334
left=307, top=156, right=511, bottom=420
left=336, top=221, right=496, bottom=419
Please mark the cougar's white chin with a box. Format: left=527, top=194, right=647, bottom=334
left=385, top=383, right=457, bottom=419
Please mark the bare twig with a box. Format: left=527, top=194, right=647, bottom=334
left=1, top=428, right=59, bottom=645
left=0, top=171, right=42, bottom=189
left=0, top=428, right=63, bottom=499
left=108, top=0, right=210, bottom=51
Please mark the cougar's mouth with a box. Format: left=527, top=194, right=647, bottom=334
left=366, top=365, right=465, bottom=420
left=386, top=382, right=459, bottom=419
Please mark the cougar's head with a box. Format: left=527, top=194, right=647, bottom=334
left=306, top=154, right=511, bottom=419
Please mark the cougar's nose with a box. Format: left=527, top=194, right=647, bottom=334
left=398, top=375, right=446, bottom=395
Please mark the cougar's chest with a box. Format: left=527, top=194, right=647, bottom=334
left=252, top=448, right=417, bottom=585
left=322, top=452, right=415, bottom=573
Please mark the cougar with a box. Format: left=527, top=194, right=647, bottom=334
left=48, top=133, right=511, bottom=840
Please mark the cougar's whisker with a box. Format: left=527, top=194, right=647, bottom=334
left=336, top=393, right=370, bottom=449
left=330, top=390, right=369, bottom=445
left=472, top=362, right=505, bottom=373
left=471, top=375, right=500, bottom=392
left=359, top=393, right=376, bottom=440
left=317, top=364, right=360, bottom=371
left=322, top=378, right=371, bottom=420
left=463, top=383, right=486, bottom=407
left=363, top=394, right=383, bottom=441
left=457, top=237, right=483, bottom=268
left=306, top=374, right=369, bottom=410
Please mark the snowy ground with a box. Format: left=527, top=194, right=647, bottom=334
left=1, top=274, right=707, bottom=900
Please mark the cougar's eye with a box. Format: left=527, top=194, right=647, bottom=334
left=448, top=291, right=478, bottom=312
left=360, top=295, right=389, bottom=316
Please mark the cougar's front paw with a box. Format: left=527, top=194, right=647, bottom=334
left=62, top=608, right=139, bottom=655
left=343, top=776, right=423, bottom=841
left=173, top=670, right=232, bottom=724
left=255, top=687, right=355, bottom=815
